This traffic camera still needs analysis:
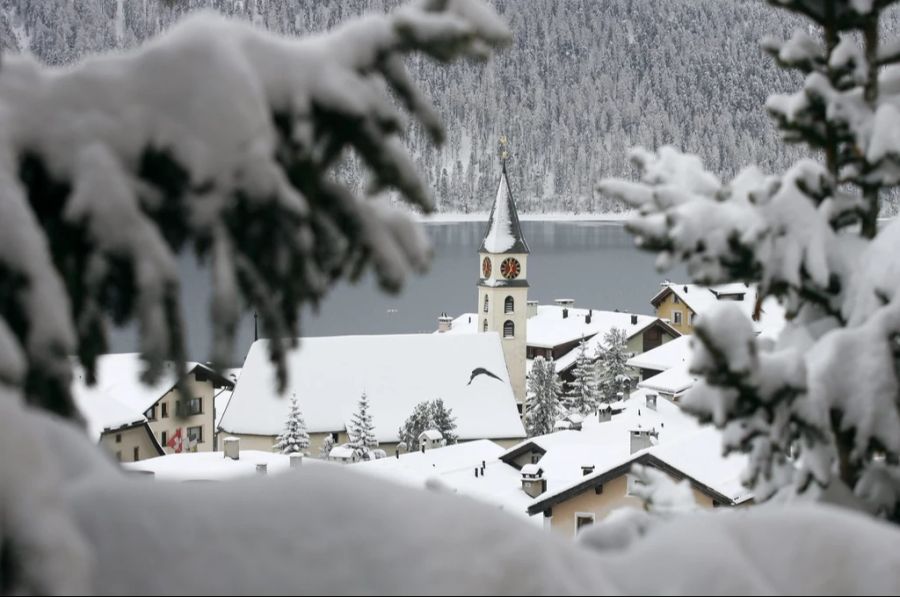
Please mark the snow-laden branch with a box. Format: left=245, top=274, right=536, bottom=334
left=0, top=0, right=510, bottom=416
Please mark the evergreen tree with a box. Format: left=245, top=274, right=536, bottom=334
left=319, top=434, right=336, bottom=460
left=398, top=401, right=434, bottom=451
left=525, top=356, right=562, bottom=437
left=429, top=399, right=458, bottom=444
left=595, top=328, right=631, bottom=404
left=273, top=397, right=310, bottom=455
left=565, top=337, right=598, bottom=415
left=347, top=392, right=378, bottom=459
left=600, top=0, right=900, bottom=521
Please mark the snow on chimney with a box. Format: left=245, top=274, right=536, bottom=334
left=437, top=312, right=453, bottom=333
left=646, top=393, right=658, bottom=410
left=520, top=464, right=547, bottom=498
left=527, top=300, right=539, bottom=319
left=630, top=429, right=656, bottom=454
left=597, top=405, right=612, bottom=423
left=224, top=437, right=240, bottom=460
left=290, top=453, right=303, bottom=468
left=256, top=463, right=268, bottom=475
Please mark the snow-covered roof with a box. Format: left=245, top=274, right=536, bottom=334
left=123, top=450, right=326, bottom=481
left=626, top=335, right=693, bottom=372
left=527, top=306, right=664, bottom=349
left=526, top=425, right=750, bottom=514
left=329, top=446, right=357, bottom=460
left=353, top=439, right=537, bottom=522
left=479, top=167, right=529, bottom=254
left=419, top=429, right=443, bottom=441
left=638, top=364, right=697, bottom=396
left=71, top=367, right=148, bottom=441
left=520, top=463, right=542, bottom=476
left=70, top=353, right=233, bottom=415
left=218, top=334, right=526, bottom=443
left=650, top=281, right=786, bottom=338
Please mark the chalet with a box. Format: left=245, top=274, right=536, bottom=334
left=217, top=333, right=527, bottom=457
left=72, top=353, right=235, bottom=458
left=650, top=281, right=785, bottom=337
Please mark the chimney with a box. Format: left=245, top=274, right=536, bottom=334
left=646, top=393, right=658, bottom=411
left=290, top=453, right=303, bottom=468
left=563, top=308, right=568, bottom=319
left=586, top=309, right=592, bottom=325
left=597, top=405, right=612, bottom=423
left=437, top=313, right=453, bottom=333
left=630, top=314, right=638, bottom=325
left=527, top=300, right=539, bottom=319
left=520, top=464, right=547, bottom=498
left=581, top=465, right=595, bottom=476
left=256, top=463, right=268, bottom=475
left=224, top=437, right=240, bottom=460
left=630, top=429, right=653, bottom=454
left=683, top=285, right=689, bottom=293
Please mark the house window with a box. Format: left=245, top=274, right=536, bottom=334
left=483, top=295, right=489, bottom=313
left=483, top=319, right=488, bottom=332
left=187, top=426, right=203, bottom=444
left=575, top=513, right=595, bottom=535
left=161, top=431, right=168, bottom=446
left=145, top=405, right=157, bottom=421
left=530, top=453, right=541, bottom=465
left=161, top=402, right=169, bottom=418
left=133, top=446, right=139, bottom=461
left=188, top=397, right=203, bottom=415
left=115, top=433, right=122, bottom=444
left=673, top=295, right=681, bottom=304
left=504, top=296, right=514, bottom=314
left=673, top=311, right=683, bottom=325
left=503, top=320, right=514, bottom=338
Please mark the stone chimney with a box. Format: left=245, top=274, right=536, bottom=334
left=437, top=312, right=453, bottom=333
left=527, top=300, right=539, bottom=319
left=520, top=464, right=547, bottom=498
left=256, top=463, right=268, bottom=475
left=290, top=453, right=303, bottom=468
left=223, top=437, right=240, bottom=460
left=597, top=404, right=612, bottom=423
left=630, top=429, right=656, bottom=454
left=645, top=393, right=658, bottom=411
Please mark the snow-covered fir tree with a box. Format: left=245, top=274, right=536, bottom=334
left=600, top=0, right=900, bottom=522
left=595, top=328, right=631, bottom=404
left=564, top=337, right=598, bottom=415
left=347, top=392, right=378, bottom=459
left=430, top=399, right=458, bottom=444
left=319, top=434, right=336, bottom=460
left=273, top=397, right=310, bottom=455
left=398, top=401, right=434, bottom=451
left=525, top=356, right=562, bottom=437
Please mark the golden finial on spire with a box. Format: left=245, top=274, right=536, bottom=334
left=498, top=135, right=509, bottom=165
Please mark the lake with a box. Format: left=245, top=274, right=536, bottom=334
left=110, top=220, right=686, bottom=364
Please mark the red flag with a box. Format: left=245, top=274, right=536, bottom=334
left=166, top=428, right=184, bottom=453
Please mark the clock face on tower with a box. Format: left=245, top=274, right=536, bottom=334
left=500, top=257, right=521, bottom=280
left=482, top=257, right=492, bottom=279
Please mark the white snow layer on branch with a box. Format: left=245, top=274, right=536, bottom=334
left=0, top=0, right=510, bottom=413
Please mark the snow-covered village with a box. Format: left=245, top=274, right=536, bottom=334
left=4, top=0, right=900, bottom=595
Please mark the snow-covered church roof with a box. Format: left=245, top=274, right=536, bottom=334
left=479, top=166, right=529, bottom=254
left=218, top=333, right=526, bottom=443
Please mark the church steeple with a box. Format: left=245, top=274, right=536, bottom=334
left=479, top=137, right=529, bottom=254
left=477, top=136, right=529, bottom=409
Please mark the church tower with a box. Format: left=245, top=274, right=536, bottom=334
left=478, top=137, right=529, bottom=407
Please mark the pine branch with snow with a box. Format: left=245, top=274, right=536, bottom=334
left=319, top=434, right=336, bottom=460
left=347, top=392, right=378, bottom=459
left=598, top=0, right=900, bottom=521
left=274, top=397, right=310, bottom=455
left=525, top=356, right=562, bottom=437
left=0, top=0, right=510, bottom=418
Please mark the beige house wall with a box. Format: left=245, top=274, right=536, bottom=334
left=546, top=473, right=716, bottom=537
left=98, top=425, right=160, bottom=463
left=655, top=293, right=695, bottom=335
left=478, top=251, right=528, bottom=405
left=146, top=374, right=217, bottom=453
